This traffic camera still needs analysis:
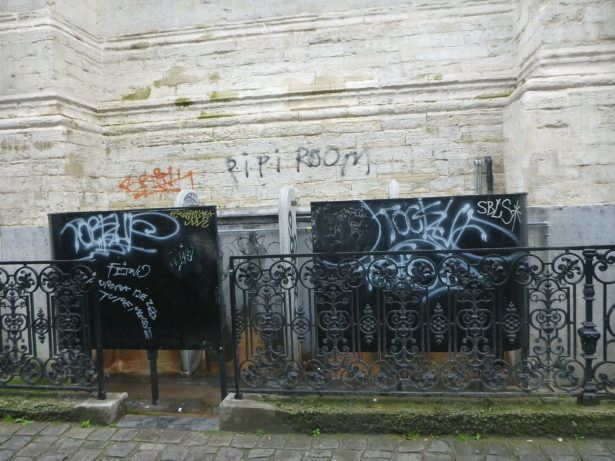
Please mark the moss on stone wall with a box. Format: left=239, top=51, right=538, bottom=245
left=266, top=395, right=615, bottom=437
left=174, top=97, right=193, bottom=107
left=0, top=391, right=78, bottom=421
left=121, top=87, right=151, bottom=101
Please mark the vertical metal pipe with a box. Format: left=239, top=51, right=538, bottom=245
left=578, top=249, right=600, bottom=405
left=474, top=159, right=483, bottom=194
left=228, top=258, right=243, bottom=399
left=93, top=270, right=106, bottom=400
left=484, top=156, right=494, bottom=194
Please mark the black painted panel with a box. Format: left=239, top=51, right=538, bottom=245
left=312, top=194, right=527, bottom=252
left=49, top=207, right=220, bottom=349
left=311, top=194, right=528, bottom=352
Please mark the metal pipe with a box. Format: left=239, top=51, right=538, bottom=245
left=484, top=156, right=494, bottom=194
left=474, top=158, right=483, bottom=194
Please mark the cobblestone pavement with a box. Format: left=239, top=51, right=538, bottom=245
left=0, top=419, right=613, bottom=460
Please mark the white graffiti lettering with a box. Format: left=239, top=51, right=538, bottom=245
left=99, top=283, right=157, bottom=340
left=107, top=262, right=151, bottom=278
left=61, top=211, right=180, bottom=259
left=168, top=243, right=195, bottom=272
left=476, top=199, right=522, bottom=230
left=363, top=198, right=520, bottom=252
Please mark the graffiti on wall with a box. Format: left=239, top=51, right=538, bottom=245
left=119, top=167, right=194, bottom=199
left=226, top=146, right=371, bottom=182
left=60, top=211, right=181, bottom=259
left=312, top=196, right=526, bottom=254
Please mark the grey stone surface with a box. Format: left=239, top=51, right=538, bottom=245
left=231, top=433, right=259, bottom=448
left=105, top=441, right=137, bottom=457
left=367, top=436, right=396, bottom=451
left=40, top=424, right=71, bottom=437
left=15, top=423, right=48, bottom=436
left=160, top=446, right=189, bottom=461
left=74, top=392, right=128, bottom=426
left=87, top=427, right=117, bottom=441
left=273, top=450, right=302, bottom=461
left=0, top=420, right=613, bottom=461
left=110, top=428, right=139, bottom=441
left=257, top=434, right=286, bottom=449
left=0, top=227, right=50, bottom=261
left=528, top=204, right=615, bottom=246
left=342, top=436, right=369, bottom=451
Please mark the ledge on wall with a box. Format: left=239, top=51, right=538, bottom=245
left=219, top=393, right=615, bottom=437
left=0, top=390, right=127, bottom=425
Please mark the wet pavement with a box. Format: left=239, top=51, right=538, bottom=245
left=104, top=374, right=223, bottom=417
left=6, top=374, right=610, bottom=460
left=0, top=417, right=613, bottom=460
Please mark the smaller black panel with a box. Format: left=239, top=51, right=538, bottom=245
left=49, top=207, right=220, bottom=349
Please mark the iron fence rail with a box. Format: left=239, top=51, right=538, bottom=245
left=0, top=260, right=105, bottom=399
left=229, top=247, right=615, bottom=403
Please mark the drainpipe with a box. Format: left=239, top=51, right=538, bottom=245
left=474, top=158, right=483, bottom=194
left=484, top=156, right=494, bottom=194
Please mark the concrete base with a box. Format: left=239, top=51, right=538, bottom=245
left=74, top=392, right=128, bottom=425
left=219, top=393, right=615, bottom=437
left=219, top=393, right=291, bottom=433
left=0, top=390, right=128, bottom=425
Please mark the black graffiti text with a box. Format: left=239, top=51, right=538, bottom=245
left=225, top=147, right=370, bottom=181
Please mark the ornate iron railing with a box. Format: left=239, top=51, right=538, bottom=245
left=0, top=261, right=104, bottom=399
left=229, top=247, right=615, bottom=403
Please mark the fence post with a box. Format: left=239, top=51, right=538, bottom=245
left=94, top=289, right=106, bottom=400
left=228, top=259, right=242, bottom=399
left=577, top=248, right=600, bottom=405
left=174, top=190, right=203, bottom=376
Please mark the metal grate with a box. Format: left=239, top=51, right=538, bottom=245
left=229, top=247, right=615, bottom=403
left=0, top=261, right=104, bottom=399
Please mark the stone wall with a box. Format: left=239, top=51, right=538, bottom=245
left=1, top=0, right=614, bottom=228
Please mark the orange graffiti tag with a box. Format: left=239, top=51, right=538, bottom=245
left=119, top=167, right=195, bottom=199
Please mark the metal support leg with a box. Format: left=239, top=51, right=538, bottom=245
left=147, top=349, right=159, bottom=405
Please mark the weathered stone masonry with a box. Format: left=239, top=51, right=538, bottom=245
left=0, top=0, right=614, bottom=250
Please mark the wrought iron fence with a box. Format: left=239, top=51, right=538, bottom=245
left=0, top=261, right=104, bottom=399
left=229, top=247, right=615, bottom=402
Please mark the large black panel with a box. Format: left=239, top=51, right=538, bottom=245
left=312, top=193, right=527, bottom=252
left=49, top=207, right=220, bottom=349
left=311, top=193, right=528, bottom=352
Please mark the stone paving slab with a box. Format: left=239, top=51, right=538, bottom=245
left=0, top=419, right=612, bottom=460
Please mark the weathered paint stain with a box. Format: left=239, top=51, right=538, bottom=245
left=197, top=112, right=232, bottom=119
left=457, top=133, right=473, bottom=144
left=209, top=90, right=238, bottom=101
left=474, top=90, right=513, bottom=100
left=66, top=153, right=84, bottom=176
left=424, top=125, right=439, bottom=135
left=130, top=42, right=150, bottom=49
left=155, top=65, right=197, bottom=87
left=121, top=87, right=151, bottom=101
left=174, top=97, right=193, bottom=107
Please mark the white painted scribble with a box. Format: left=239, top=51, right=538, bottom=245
left=167, top=243, right=195, bottom=272
left=61, top=211, right=180, bottom=259
left=98, top=262, right=159, bottom=340
left=476, top=199, right=522, bottom=230
left=362, top=198, right=520, bottom=252
left=107, top=262, right=151, bottom=278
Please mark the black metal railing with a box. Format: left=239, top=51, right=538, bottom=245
left=229, top=247, right=615, bottom=403
left=0, top=261, right=105, bottom=399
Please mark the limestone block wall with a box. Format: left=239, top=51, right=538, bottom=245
left=0, top=0, right=614, bottom=229
left=503, top=0, right=615, bottom=203
left=101, top=0, right=515, bottom=213
left=0, top=0, right=106, bottom=227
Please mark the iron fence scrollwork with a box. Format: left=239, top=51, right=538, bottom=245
left=0, top=260, right=104, bottom=399
left=229, top=246, right=615, bottom=402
